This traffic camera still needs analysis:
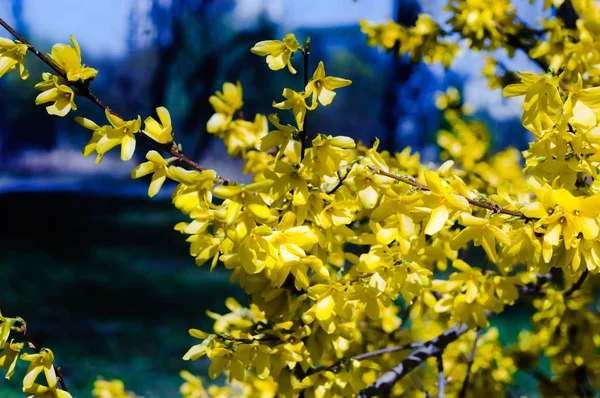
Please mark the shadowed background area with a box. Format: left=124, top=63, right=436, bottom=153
left=0, top=0, right=543, bottom=396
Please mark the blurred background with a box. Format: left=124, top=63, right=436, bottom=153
left=0, top=0, right=541, bottom=396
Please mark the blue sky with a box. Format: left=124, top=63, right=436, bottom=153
left=1, top=0, right=393, bottom=58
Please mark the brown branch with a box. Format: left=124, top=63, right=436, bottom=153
left=327, top=169, right=350, bottom=195
left=0, top=17, right=230, bottom=185
left=458, top=328, right=481, bottom=398
left=307, top=342, right=423, bottom=376
left=368, top=165, right=530, bottom=219
left=563, top=269, right=589, bottom=297
left=300, top=38, right=311, bottom=161
left=20, top=322, right=68, bottom=392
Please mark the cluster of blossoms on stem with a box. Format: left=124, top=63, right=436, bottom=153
left=0, top=0, right=599, bottom=396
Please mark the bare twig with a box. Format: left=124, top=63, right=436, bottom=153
left=307, top=341, right=423, bottom=376
left=0, top=17, right=230, bottom=184
left=368, top=165, right=530, bottom=219
left=437, top=354, right=445, bottom=398
left=356, top=322, right=470, bottom=398
left=458, top=328, right=481, bottom=398
left=327, top=169, right=350, bottom=194
left=300, top=38, right=311, bottom=161
left=563, top=269, right=589, bottom=297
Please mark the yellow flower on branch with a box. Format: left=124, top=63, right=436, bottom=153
left=0, top=339, right=23, bottom=379
left=23, top=383, right=72, bottom=398
left=523, top=177, right=600, bottom=264
left=0, top=311, right=16, bottom=346
left=503, top=71, right=562, bottom=136
left=20, top=348, right=57, bottom=389
left=304, top=61, right=352, bottom=108
left=212, top=179, right=275, bottom=224
left=34, top=73, right=77, bottom=117
left=96, top=109, right=142, bottom=161
left=207, top=81, right=243, bottom=133
left=131, top=150, right=169, bottom=197
left=143, top=106, right=173, bottom=144
left=75, top=116, right=108, bottom=164
left=422, top=169, right=470, bottom=235
left=48, top=35, right=97, bottom=82
left=0, top=37, right=28, bottom=79
left=251, top=33, right=301, bottom=74
left=450, top=213, right=510, bottom=264
left=260, top=114, right=296, bottom=159
left=272, top=88, right=308, bottom=130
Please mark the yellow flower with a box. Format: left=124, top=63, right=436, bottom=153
left=92, top=378, right=139, bottom=398
left=450, top=213, right=510, bottom=263
left=23, top=383, right=72, bottom=398
left=207, top=81, right=243, bottom=133
left=34, top=73, right=77, bottom=117
left=260, top=114, right=295, bottom=159
left=20, top=348, right=57, bottom=388
left=523, top=178, right=600, bottom=263
left=212, top=179, right=274, bottom=225
left=0, top=339, right=23, bottom=379
left=251, top=33, right=301, bottom=74
left=143, top=106, right=173, bottom=144
left=303, top=134, right=355, bottom=178
left=0, top=37, right=28, bottom=79
left=422, top=170, right=470, bottom=235
left=272, top=88, right=308, bottom=130
left=49, top=35, right=97, bottom=82
left=304, top=61, right=352, bottom=108
left=180, top=370, right=208, bottom=398
left=131, top=150, right=169, bottom=197
left=266, top=161, right=310, bottom=205
left=96, top=109, right=142, bottom=161
left=0, top=311, right=16, bottom=346
left=75, top=116, right=108, bottom=164
left=503, top=71, right=562, bottom=136
left=359, top=20, right=403, bottom=49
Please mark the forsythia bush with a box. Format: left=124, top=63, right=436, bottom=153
left=1, top=0, right=599, bottom=397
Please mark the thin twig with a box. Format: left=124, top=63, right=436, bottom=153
left=458, top=328, right=481, bottom=398
left=327, top=169, right=350, bottom=194
left=563, top=269, right=589, bottom=297
left=300, top=38, right=311, bottom=161
left=0, top=17, right=230, bottom=184
left=436, top=354, right=445, bottom=398
left=356, top=322, right=471, bottom=398
left=368, top=165, right=530, bottom=219
left=307, top=341, right=423, bottom=376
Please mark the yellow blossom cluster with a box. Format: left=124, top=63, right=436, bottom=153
left=0, top=0, right=599, bottom=396
left=0, top=312, right=71, bottom=398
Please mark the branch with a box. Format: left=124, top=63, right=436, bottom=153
left=327, top=169, right=350, bottom=195
left=307, top=341, right=423, bottom=376
left=436, top=354, right=445, bottom=398
left=458, top=328, right=481, bottom=398
left=368, top=166, right=530, bottom=220
left=356, top=322, right=470, bottom=398
left=300, top=38, right=311, bottom=161
left=0, top=17, right=231, bottom=185
left=563, top=269, right=589, bottom=297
